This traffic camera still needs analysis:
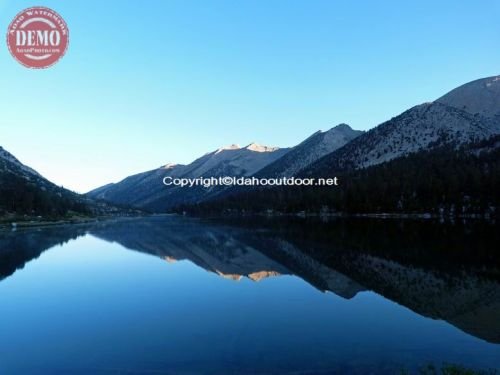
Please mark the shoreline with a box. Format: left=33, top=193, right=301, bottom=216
left=0, top=213, right=159, bottom=231
left=181, top=210, right=497, bottom=221
left=1, top=210, right=495, bottom=231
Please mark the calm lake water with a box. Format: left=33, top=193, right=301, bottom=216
left=0, top=216, right=499, bottom=374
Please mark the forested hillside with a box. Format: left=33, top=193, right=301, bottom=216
left=178, top=136, right=500, bottom=217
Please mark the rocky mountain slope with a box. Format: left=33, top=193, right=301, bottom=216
left=256, top=124, right=363, bottom=177
left=88, top=75, right=500, bottom=214
left=87, top=143, right=289, bottom=211
left=437, top=75, right=500, bottom=118
left=301, top=75, right=500, bottom=176
left=0, top=147, right=41, bottom=178
left=182, top=143, right=288, bottom=177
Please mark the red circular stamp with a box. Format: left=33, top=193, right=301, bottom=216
left=6, top=7, right=69, bottom=69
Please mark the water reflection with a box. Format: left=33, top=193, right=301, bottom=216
left=0, top=224, right=88, bottom=282
left=2, top=215, right=498, bottom=346
left=92, top=216, right=500, bottom=344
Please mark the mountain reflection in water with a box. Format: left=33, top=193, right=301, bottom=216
left=1, top=215, right=499, bottom=347
left=0, top=216, right=500, bottom=374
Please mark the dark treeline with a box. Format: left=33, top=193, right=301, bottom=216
left=0, top=169, right=90, bottom=217
left=177, top=136, right=500, bottom=216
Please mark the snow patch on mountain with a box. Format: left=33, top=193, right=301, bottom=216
left=214, top=144, right=240, bottom=154
left=162, top=163, right=178, bottom=170
left=245, top=142, right=280, bottom=153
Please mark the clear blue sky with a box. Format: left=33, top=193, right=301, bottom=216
left=1, top=0, right=499, bottom=192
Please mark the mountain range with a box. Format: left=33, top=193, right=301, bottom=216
left=86, top=75, right=500, bottom=214
left=86, top=143, right=290, bottom=211
left=2, top=75, right=499, bottom=217
left=86, top=124, right=363, bottom=210
left=302, top=76, right=500, bottom=176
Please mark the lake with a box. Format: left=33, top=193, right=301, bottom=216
left=0, top=215, right=499, bottom=374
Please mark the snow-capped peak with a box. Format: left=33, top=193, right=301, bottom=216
left=214, top=144, right=240, bottom=154
left=244, top=142, right=280, bottom=152
left=212, top=143, right=280, bottom=154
